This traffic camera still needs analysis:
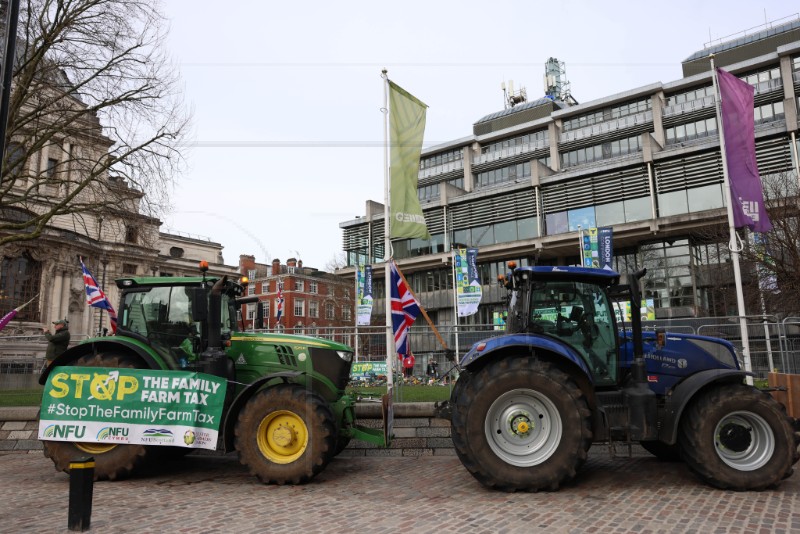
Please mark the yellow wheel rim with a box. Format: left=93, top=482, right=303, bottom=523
left=257, top=410, right=308, bottom=464
left=75, top=442, right=117, bottom=455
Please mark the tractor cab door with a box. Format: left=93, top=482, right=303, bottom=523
left=527, top=280, right=618, bottom=384
left=120, top=285, right=203, bottom=368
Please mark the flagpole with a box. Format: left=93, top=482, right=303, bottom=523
left=711, top=55, right=754, bottom=383
left=451, top=248, right=459, bottom=364
left=382, top=68, right=395, bottom=398
left=354, top=263, right=359, bottom=362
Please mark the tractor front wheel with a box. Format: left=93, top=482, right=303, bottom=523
left=679, top=383, right=798, bottom=490
left=42, top=352, right=150, bottom=481
left=451, top=356, right=592, bottom=491
left=234, top=384, right=336, bottom=484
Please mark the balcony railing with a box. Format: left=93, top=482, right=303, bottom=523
left=558, top=111, right=653, bottom=143
left=474, top=138, right=549, bottom=165
left=418, top=159, right=464, bottom=180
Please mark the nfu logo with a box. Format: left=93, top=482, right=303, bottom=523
left=43, top=424, right=86, bottom=439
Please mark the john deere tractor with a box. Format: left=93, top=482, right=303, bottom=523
left=449, top=264, right=799, bottom=491
left=39, top=264, right=385, bottom=483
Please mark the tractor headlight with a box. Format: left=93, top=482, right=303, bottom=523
left=336, top=350, right=353, bottom=362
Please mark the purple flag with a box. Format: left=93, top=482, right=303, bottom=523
left=717, top=68, right=772, bottom=233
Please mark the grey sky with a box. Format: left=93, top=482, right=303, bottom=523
left=159, top=0, right=794, bottom=269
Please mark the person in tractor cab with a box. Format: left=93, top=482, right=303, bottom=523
left=43, top=319, right=70, bottom=367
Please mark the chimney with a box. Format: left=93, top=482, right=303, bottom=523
left=239, top=254, right=256, bottom=274
left=272, top=258, right=281, bottom=276
left=298, top=260, right=303, bottom=269
left=287, top=257, right=297, bottom=268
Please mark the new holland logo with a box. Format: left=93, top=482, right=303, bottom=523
left=237, top=354, right=247, bottom=364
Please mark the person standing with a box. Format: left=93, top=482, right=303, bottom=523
left=43, top=319, right=70, bottom=367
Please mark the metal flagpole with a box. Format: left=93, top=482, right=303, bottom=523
left=451, top=248, right=459, bottom=365
left=711, top=55, right=754, bottom=384
left=381, top=69, right=395, bottom=399
left=354, top=262, right=359, bottom=362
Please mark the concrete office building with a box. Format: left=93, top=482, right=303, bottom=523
left=339, top=18, right=800, bottom=329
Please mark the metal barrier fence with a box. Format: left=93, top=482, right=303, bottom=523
left=2, top=319, right=800, bottom=388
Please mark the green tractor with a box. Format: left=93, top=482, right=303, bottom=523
left=39, top=266, right=386, bottom=483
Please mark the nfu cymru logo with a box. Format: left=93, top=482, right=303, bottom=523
left=141, top=428, right=174, bottom=444
left=97, top=426, right=130, bottom=443
left=43, top=424, right=86, bottom=440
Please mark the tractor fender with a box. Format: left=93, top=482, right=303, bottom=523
left=221, top=371, right=305, bottom=451
left=658, top=368, right=752, bottom=444
left=461, top=333, right=593, bottom=378
left=38, top=338, right=168, bottom=385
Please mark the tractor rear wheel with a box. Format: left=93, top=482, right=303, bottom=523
left=451, top=356, right=592, bottom=491
left=234, top=384, right=336, bottom=484
left=42, top=352, right=150, bottom=481
left=679, top=383, right=798, bottom=490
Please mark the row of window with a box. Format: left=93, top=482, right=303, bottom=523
left=562, top=98, right=651, bottom=132
left=665, top=101, right=785, bottom=146
left=418, top=178, right=465, bottom=202
left=560, top=135, right=642, bottom=168
left=476, top=161, right=531, bottom=188
left=480, top=130, right=549, bottom=155
left=247, top=299, right=351, bottom=320
left=420, top=148, right=463, bottom=170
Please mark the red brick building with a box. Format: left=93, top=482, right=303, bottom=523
left=238, top=255, right=354, bottom=334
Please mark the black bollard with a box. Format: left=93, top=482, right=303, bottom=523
left=68, top=457, right=95, bottom=532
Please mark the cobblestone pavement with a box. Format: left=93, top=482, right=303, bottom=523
left=1, top=448, right=798, bottom=534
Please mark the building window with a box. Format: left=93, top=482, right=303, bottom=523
left=342, top=306, right=351, bottom=321
left=309, top=300, right=319, bottom=318
left=169, top=247, right=184, bottom=258
left=294, top=299, right=305, bottom=317
left=476, top=161, right=531, bottom=189
left=560, top=135, right=642, bottom=168
left=122, top=263, right=137, bottom=275
left=247, top=284, right=254, bottom=295
left=326, top=302, right=335, bottom=320
left=46, top=158, right=58, bottom=180
left=0, top=253, right=42, bottom=322
left=665, top=117, right=717, bottom=145
left=247, top=305, right=254, bottom=320
left=309, top=281, right=318, bottom=294
left=562, top=98, right=651, bottom=132
left=125, top=225, right=138, bottom=244
left=295, top=280, right=304, bottom=292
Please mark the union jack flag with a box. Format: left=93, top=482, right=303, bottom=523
left=390, top=260, right=420, bottom=357
left=275, top=279, right=284, bottom=323
left=80, top=257, right=117, bottom=334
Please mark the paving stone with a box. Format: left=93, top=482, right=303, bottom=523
left=1, top=421, right=27, bottom=431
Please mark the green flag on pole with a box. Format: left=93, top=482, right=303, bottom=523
left=389, top=81, right=430, bottom=240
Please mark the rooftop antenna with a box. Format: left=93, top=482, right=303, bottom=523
left=501, top=79, right=527, bottom=109
left=543, top=57, right=574, bottom=104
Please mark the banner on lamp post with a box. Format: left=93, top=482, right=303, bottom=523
left=356, top=264, right=374, bottom=325
left=455, top=247, right=482, bottom=317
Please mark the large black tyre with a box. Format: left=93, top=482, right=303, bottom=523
left=42, top=352, right=151, bottom=481
left=451, top=356, right=593, bottom=491
left=234, top=384, right=336, bottom=484
left=640, top=440, right=681, bottom=461
left=679, top=383, right=798, bottom=490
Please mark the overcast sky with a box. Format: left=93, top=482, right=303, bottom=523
left=159, top=0, right=795, bottom=270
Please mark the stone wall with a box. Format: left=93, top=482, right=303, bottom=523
left=0, top=403, right=454, bottom=455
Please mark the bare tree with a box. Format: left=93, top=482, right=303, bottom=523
left=0, top=0, right=189, bottom=247
left=693, top=171, right=800, bottom=317
left=324, top=251, right=347, bottom=273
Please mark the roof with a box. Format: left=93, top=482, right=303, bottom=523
left=474, top=97, right=565, bottom=125
left=683, top=18, right=800, bottom=62
left=514, top=266, right=620, bottom=286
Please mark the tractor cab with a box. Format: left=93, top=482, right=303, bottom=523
left=504, top=266, right=621, bottom=385
left=115, top=275, right=244, bottom=369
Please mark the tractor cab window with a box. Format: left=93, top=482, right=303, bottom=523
left=120, top=285, right=202, bottom=366
left=528, top=280, right=617, bottom=384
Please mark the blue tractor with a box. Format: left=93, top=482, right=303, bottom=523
left=449, top=265, right=799, bottom=491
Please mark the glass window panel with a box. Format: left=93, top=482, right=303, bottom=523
left=595, top=201, right=626, bottom=226
left=624, top=197, right=651, bottom=222
left=658, top=190, right=689, bottom=217
left=545, top=211, right=569, bottom=235
left=687, top=184, right=724, bottom=212
left=473, top=225, right=494, bottom=246
left=494, top=220, right=517, bottom=243
left=568, top=206, right=596, bottom=231
left=517, top=217, right=538, bottom=239
left=453, top=229, right=471, bottom=248
left=685, top=122, right=696, bottom=139
left=706, top=117, right=717, bottom=133
left=675, top=124, right=686, bottom=140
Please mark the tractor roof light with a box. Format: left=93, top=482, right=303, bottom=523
left=199, top=260, right=209, bottom=273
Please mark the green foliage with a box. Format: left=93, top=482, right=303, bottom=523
left=0, top=389, right=43, bottom=407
